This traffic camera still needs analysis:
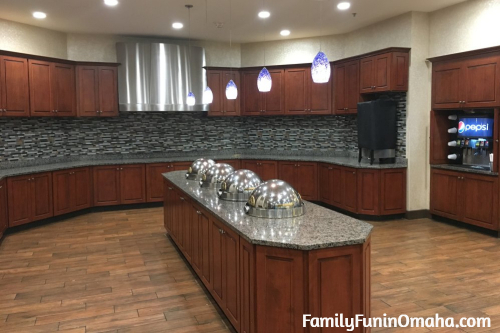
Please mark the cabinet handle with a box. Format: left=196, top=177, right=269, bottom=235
left=116, top=168, right=119, bottom=170
left=120, top=168, right=123, bottom=170
left=168, top=187, right=173, bottom=190
left=180, top=197, right=185, bottom=201
left=353, top=172, right=356, bottom=174
left=328, top=167, right=333, bottom=170
left=196, top=211, right=202, bottom=215
left=0, top=186, right=2, bottom=189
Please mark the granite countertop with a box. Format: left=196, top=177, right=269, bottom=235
left=431, top=164, right=498, bottom=176
left=0, top=151, right=407, bottom=181
left=163, top=171, right=373, bottom=250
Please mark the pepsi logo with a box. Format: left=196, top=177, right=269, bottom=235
left=458, top=121, right=465, bottom=133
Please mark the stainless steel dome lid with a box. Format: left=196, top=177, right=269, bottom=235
left=186, top=158, right=215, bottom=180
left=245, top=180, right=305, bottom=219
left=218, top=170, right=263, bottom=202
left=200, top=163, right=235, bottom=188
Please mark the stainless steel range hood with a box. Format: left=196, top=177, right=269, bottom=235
left=116, top=42, right=208, bottom=112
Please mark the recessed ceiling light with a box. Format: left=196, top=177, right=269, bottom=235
left=172, top=22, right=184, bottom=29
left=337, top=2, right=351, bottom=10
left=258, top=11, right=270, bottom=19
left=104, top=0, right=119, bottom=6
left=33, top=12, right=47, bottom=19
left=280, top=30, right=290, bottom=36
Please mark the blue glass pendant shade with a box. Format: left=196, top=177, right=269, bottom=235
left=311, top=51, right=331, bottom=83
left=203, top=87, right=213, bottom=104
left=226, top=79, right=238, bottom=100
left=257, top=67, right=272, bottom=92
left=187, top=91, right=196, bottom=106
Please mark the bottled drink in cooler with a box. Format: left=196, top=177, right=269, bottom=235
left=448, top=127, right=458, bottom=133
left=448, top=141, right=457, bottom=147
left=448, top=154, right=461, bottom=160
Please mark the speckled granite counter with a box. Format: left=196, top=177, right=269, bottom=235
left=0, top=151, right=407, bottom=181
left=163, top=171, right=373, bottom=250
left=431, top=164, right=498, bottom=176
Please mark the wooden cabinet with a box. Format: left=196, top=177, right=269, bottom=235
left=241, top=160, right=278, bottom=181
left=164, top=181, right=174, bottom=232
left=431, top=54, right=500, bottom=109
left=93, top=164, right=145, bottom=206
left=146, top=162, right=190, bottom=202
left=53, top=167, right=91, bottom=216
left=77, top=65, right=118, bottom=117
left=357, top=169, right=380, bottom=215
left=0, top=56, right=30, bottom=117
left=284, top=67, right=331, bottom=115
left=342, top=167, right=358, bottom=213
left=278, top=161, right=317, bottom=200
left=318, top=163, right=342, bottom=207
left=379, top=169, right=407, bottom=215
left=431, top=169, right=498, bottom=229
left=206, top=69, right=241, bottom=116
left=239, top=238, right=254, bottom=333
left=360, top=52, right=409, bottom=93
left=29, top=60, right=76, bottom=117
left=0, top=179, right=7, bottom=236
left=216, top=159, right=241, bottom=170
left=241, top=69, right=285, bottom=116
left=7, top=172, right=53, bottom=227
left=333, top=60, right=360, bottom=114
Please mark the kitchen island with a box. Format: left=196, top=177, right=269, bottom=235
left=163, top=170, right=373, bottom=333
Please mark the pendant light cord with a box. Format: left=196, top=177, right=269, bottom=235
left=229, top=0, right=233, bottom=73
left=319, top=0, right=323, bottom=52
left=263, top=0, right=266, bottom=65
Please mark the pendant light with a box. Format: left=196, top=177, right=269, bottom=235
left=203, top=0, right=214, bottom=104
left=186, top=4, right=196, bottom=106
left=225, top=0, right=238, bottom=100
left=311, top=1, right=331, bottom=84
left=257, top=0, right=272, bottom=92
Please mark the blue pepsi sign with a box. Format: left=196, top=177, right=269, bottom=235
left=457, top=117, right=494, bottom=138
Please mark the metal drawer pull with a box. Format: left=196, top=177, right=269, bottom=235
left=196, top=211, right=202, bottom=215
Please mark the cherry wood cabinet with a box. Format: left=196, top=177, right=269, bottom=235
left=216, top=159, right=241, bottom=170
left=53, top=167, right=91, bottom=216
left=7, top=172, right=53, bottom=227
left=284, top=67, right=331, bottom=115
left=0, top=56, right=30, bottom=117
left=241, top=69, right=285, bottom=116
left=93, top=164, right=145, bottom=206
left=77, top=65, right=118, bottom=117
left=359, top=51, right=409, bottom=93
left=333, top=59, right=360, bottom=114
left=342, top=167, right=358, bottom=213
left=278, top=161, right=318, bottom=200
left=318, top=163, right=342, bottom=207
left=431, top=169, right=498, bottom=229
left=29, top=60, right=76, bottom=117
left=0, top=179, right=7, bottom=236
left=239, top=237, right=254, bottom=333
left=146, top=162, right=191, bottom=202
left=241, top=160, right=278, bottom=181
left=431, top=54, right=500, bottom=109
left=379, top=169, right=407, bottom=215
left=206, top=69, right=241, bottom=116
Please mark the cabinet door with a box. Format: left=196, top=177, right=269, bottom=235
left=52, top=63, right=76, bottom=117
left=430, top=169, right=460, bottom=219
left=222, top=71, right=240, bottom=116
left=309, top=69, right=331, bottom=114
left=259, top=161, right=278, bottom=181
left=357, top=169, right=380, bottom=215
left=222, top=225, right=240, bottom=330
left=7, top=175, right=32, bottom=226
left=391, top=52, right=409, bottom=92
left=0, top=56, right=30, bottom=117
left=432, top=60, right=463, bottom=109
left=200, top=210, right=212, bottom=287
left=191, top=207, right=202, bottom=274
left=182, top=200, right=193, bottom=261
left=163, top=182, right=174, bottom=232
left=120, top=164, right=146, bottom=204
left=240, top=238, right=254, bottom=333
left=53, top=169, right=74, bottom=216
left=333, top=62, right=348, bottom=114
left=241, top=71, right=262, bottom=116
left=172, top=162, right=191, bottom=171
left=285, top=68, right=308, bottom=115
left=31, top=172, right=53, bottom=222
left=463, top=55, right=500, bottom=108
left=217, top=159, right=241, bottom=170
left=460, top=174, right=498, bottom=229
left=359, top=56, right=375, bottom=93
left=342, top=168, right=358, bottom=213
left=171, top=192, right=183, bottom=243
left=0, top=180, right=7, bottom=235
left=146, top=164, right=169, bottom=202
left=380, top=169, right=406, bottom=215
left=330, top=165, right=343, bottom=207
left=241, top=160, right=259, bottom=174
left=207, top=70, right=223, bottom=116
left=98, top=67, right=118, bottom=117
left=93, top=166, right=120, bottom=206
left=278, top=162, right=297, bottom=188
left=262, top=69, right=285, bottom=115
left=296, top=162, right=317, bottom=201
left=77, top=66, right=99, bottom=117
left=74, top=167, right=92, bottom=211
left=319, top=164, right=332, bottom=203
left=346, top=60, right=361, bottom=113
left=211, top=218, right=225, bottom=305
left=29, top=60, right=53, bottom=116
left=373, top=53, right=391, bottom=92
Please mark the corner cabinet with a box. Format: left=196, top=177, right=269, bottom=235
left=359, top=51, right=409, bottom=93
left=206, top=69, right=241, bottom=116
left=77, top=65, right=119, bottom=117
left=284, top=67, right=331, bottom=115
left=0, top=55, right=30, bottom=117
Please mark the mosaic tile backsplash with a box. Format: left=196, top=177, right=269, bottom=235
left=0, top=94, right=406, bottom=164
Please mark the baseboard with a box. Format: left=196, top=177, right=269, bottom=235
left=405, top=209, right=431, bottom=220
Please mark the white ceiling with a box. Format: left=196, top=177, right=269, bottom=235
left=0, top=0, right=466, bottom=43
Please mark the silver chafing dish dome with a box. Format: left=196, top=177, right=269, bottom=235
left=200, top=163, right=235, bottom=188
left=218, top=170, right=263, bottom=202
left=245, top=179, right=305, bottom=219
left=186, top=158, right=215, bottom=180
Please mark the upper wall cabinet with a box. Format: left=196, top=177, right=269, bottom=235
left=284, top=67, right=331, bottom=115
left=29, top=60, right=76, bottom=117
left=241, top=69, right=285, bottom=116
left=431, top=53, right=500, bottom=109
left=359, top=51, right=409, bottom=93
left=333, top=59, right=360, bottom=115
left=0, top=56, right=30, bottom=117
left=77, top=65, right=118, bottom=117
left=207, top=69, right=241, bottom=117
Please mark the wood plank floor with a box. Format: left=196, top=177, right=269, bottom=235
left=0, top=208, right=499, bottom=332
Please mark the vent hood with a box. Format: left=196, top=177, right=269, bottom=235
left=116, top=42, right=208, bottom=112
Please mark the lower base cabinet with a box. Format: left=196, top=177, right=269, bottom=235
left=53, top=167, right=92, bottom=216
left=278, top=161, right=318, bottom=200
left=147, top=162, right=191, bottom=202
left=93, top=164, right=146, bottom=206
left=165, top=179, right=371, bottom=333
left=0, top=180, right=7, bottom=236
left=241, top=160, right=278, bottom=181
left=431, top=168, right=498, bottom=229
